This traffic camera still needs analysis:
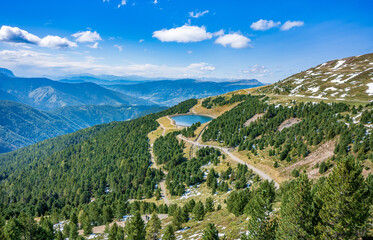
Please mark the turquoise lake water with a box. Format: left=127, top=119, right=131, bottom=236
left=171, top=115, right=213, bottom=127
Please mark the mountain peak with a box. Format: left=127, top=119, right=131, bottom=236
left=257, top=52, right=373, bottom=102
left=0, top=68, right=15, bottom=78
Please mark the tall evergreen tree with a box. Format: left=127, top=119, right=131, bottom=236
left=205, top=197, right=214, bottom=212
left=193, top=201, right=206, bottom=221
left=276, top=174, right=314, bottom=239
left=162, top=225, right=176, bottom=240
left=145, top=212, right=162, bottom=240
left=202, top=223, right=220, bottom=240
left=316, top=157, right=371, bottom=239
left=172, top=208, right=183, bottom=230
left=125, top=211, right=146, bottom=240
left=81, top=212, right=92, bottom=236
left=243, top=180, right=277, bottom=240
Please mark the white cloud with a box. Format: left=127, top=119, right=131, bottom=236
left=114, top=44, right=123, bottom=51
left=153, top=25, right=212, bottom=43
left=192, top=62, right=215, bottom=71
left=88, top=42, right=99, bottom=49
left=118, top=0, right=126, bottom=8
left=280, top=20, right=304, bottom=31
left=189, top=10, right=209, bottom=18
left=139, top=39, right=144, bottom=43
left=215, top=33, right=251, bottom=49
left=213, top=29, right=224, bottom=37
left=153, top=0, right=158, bottom=4
left=187, top=50, right=192, bottom=54
left=244, top=65, right=268, bottom=74
left=72, top=30, right=101, bottom=43
left=0, top=49, right=216, bottom=78
left=0, top=25, right=76, bottom=49
left=250, top=19, right=281, bottom=31
left=0, top=25, right=40, bottom=44
left=39, top=35, right=77, bottom=49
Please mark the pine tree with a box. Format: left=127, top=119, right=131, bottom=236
left=145, top=212, right=162, bottom=240
left=202, top=223, right=220, bottom=240
left=193, top=201, right=205, bottom=221
left=109, top=223, right=124, bottom=240
left=69, top=223, right=79, bottom=240
left=172, top=208, right=183, bottom=230
left=4, top=218, right=22, bottom=240
left=316, top=157, right=371, bottom=239
left=181, top=205, right=189, bottom=223
left=103, top=205, right=114, bottom=224
left=243, top=180, right=276, bottom=240
left=81, top=212, right=92, bottom=236
left=276, top=174, right=314, bottom=239
left=69, top=211, right=79, bottom=240
left=125, top=211, right=146, bottom=240
left=205, top=197, right=214, bottom=212
left=162, top=225, right=176, bottom=240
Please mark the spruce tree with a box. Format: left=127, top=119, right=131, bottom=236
left=276, top=174, right=314, bottom=239
left=125, top=211, right=146, bottom=240
left=69, top=223, right=79, bottom=240
left=145, top=212, right=162, bottom=240
left=243, top=180, right=276, bottom=240
left=205, top=197, right=214, bottom=212
left=193, top=201, right=206, bottom=221
left=172, top=208, right=183, bottom=230
left=316, top=157, right=371, bottom=239
left=202, top=223, right=220, bottom=240
left=162, top=225, right=176, bottom=240
left=81, top=212, right=92, bottom=236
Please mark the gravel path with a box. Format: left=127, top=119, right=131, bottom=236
left=178, top=135, right=280, bottom=189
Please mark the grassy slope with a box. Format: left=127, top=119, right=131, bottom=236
left=255, top=52, right=373, bottom=102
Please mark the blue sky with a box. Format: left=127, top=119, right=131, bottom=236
left=0, top=0, right=372, bottom=82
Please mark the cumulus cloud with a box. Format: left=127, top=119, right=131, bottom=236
left=72, top=30, right=101, bottom=43
left=0, top=25, right=40, bottom=44
left=0, top=25, right=76, bottom=49
left=189, top=10, right=209, bottom=18
left=153, top=25, right=212, bottom=43
left=215, top=33, right=251, bottom=49
left=250, top=19, right=281, bottom=31
left=153, top=0, right=158, bottom=4
left=39, top=35, right=77, bottom=49
left=280, top=20, right=304, bottom=31
left=0, top=49, right=216, bottom=78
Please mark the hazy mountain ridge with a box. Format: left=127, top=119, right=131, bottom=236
left=257, top=52, right=373, bottom=101
left=0, top=74, right=151, bottom=110
left=0, top=100, right=165, bottom=153
left=105, top=78, right=264, bottom=106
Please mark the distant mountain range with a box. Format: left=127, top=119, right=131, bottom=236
left=0, top=68, right=264, bottom=152
left=1, top=69, right=265, bottom=108
left=257, top=52, right=373, bottom=102
left=0, top=100, right=164, bottom=153
left=104, top=79, right=265, bottom=106
left=0, top=72, right=150, bottom=110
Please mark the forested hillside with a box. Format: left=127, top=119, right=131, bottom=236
left=0, top=100, right=165, bottom=153
left=0, top=74, right=372, bottom=239
left=0, top=99, right=197, bottom=218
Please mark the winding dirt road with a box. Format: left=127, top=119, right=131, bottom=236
left=149, top=143, right=170, bottom=205
left=178, top=135, right=280, bottom=189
